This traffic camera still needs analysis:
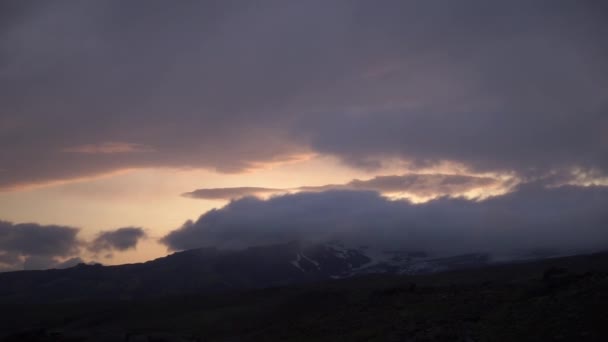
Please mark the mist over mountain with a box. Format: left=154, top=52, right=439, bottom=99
left=164, top=184, right=608, bottom=258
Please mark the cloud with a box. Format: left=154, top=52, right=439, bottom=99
left=62, top=141, right=154, bottom=154
left=184, top=187, right=284, bottom=200
left=0, top=220, right=82, bottom=271
left=0, top=252, right=22, bottom=272
left=162, top=184, right=608, bottom=257
left=1, top=1, right=606, bottom=189
left=0, top=221, right=81, bottom=256
left=0, top=222, right=145, bottom=271
left=88, top=227, right=147, bottom=253
left=54, top=257, right=84, bottom=269
left=183, top=173, right=503, bottom=200
left=22, top=256, right=84, bottom=271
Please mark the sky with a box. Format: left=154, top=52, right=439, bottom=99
left=1, top=0, right=607, bottom=271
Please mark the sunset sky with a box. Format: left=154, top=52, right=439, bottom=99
left=1, top=1, right=607, bottom=271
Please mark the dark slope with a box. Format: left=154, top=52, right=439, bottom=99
left=0, top=252, right=608, bottom=341
left=0, top=241, right=372, bottom=303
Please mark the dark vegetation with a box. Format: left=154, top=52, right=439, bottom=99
left=1, top=252, right=607, bottom=341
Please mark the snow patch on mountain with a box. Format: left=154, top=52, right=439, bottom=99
left=300, top=253, right=319, bottom=269
left=290, top=253, right=305, bottom=272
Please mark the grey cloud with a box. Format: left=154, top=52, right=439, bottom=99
left=1, top=1, right=607, bottom=189
left=162, top=184, right=608, bottom=257
left=0, top=252, right=20, bottom=265
left=0, top=220, right=82, bottom=271
left=184, top=187, right=284, bottom=200
left=62, top=141, right=154, bottom=154
left=184, top=173, right=502, bottom=200
left=22, top=256, right=83, bottom=271
left=55, top=257, right=84, bottom=269
left=0, top=220, right=81, bottom=256
left=88, top=227, right=147, bottom=253
left=0, top=252, right=21, bottom=272
left=23, top=255, right=61, bottom=271
left=0, top=221, right=144, bottom=271
left=303, top=173, right=502, bottom=198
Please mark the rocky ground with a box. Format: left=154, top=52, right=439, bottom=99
left=1, top=252, right=607, bottom=341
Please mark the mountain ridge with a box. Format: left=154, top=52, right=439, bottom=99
left=0, top=240, right=589, bottom=303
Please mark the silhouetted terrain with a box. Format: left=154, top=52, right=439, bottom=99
left=0, top=241, right=493, bottom=303
left=1, top=249, right=607, bottom=341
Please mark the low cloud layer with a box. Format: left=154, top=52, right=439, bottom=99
left=164, top=184, right=608, bottom=257
left=88, top=227, right=147, bottom=253
left=183, top=173, right=503, bottom=200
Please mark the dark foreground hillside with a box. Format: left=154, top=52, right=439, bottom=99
left=1, top=252, right=608, bottom=341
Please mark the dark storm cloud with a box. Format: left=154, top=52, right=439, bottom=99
left=0, top=220, right=81, bottom=256
left=88, top=227, right=147, bottom=253
left=162, top=185, right=608, bottom=257
left=1, top=1, right=607, bottom=188
left=0, top=220, right=82, bottom=271
left=0, top=221, right=146, bottom=271
left=184, top=174, right=501, bottom=200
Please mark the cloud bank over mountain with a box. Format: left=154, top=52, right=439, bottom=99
left=164, top=184, right=608, bottom=257
left=4, top=183, right=608, bottom=271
